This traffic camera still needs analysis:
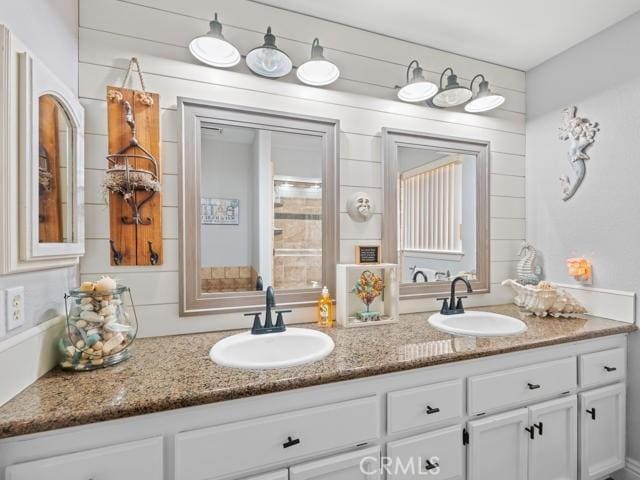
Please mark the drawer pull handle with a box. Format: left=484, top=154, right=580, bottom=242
left=534, top=422, right=543, bottom=436
left=586, top=408, right=596, bottom=420
left=425, top=460, right=439, bottom=471
left=283, top=436, right=301, bottom=448
left=604, top=366, right=617, bottom=372
left=525, top=426, right=535, bottom=440
left=426, top=405, right=440, bottom=415
left=527, top=383, right=541, bottom=390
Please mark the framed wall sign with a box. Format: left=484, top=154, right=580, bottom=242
left=201, top=198, right=239, bottom=225
left=355, top=245, right=381, bottom=264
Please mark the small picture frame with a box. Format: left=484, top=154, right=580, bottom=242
left=355, top=245, right=381, bottom=264
left=201, top=198, right=239, bottom=225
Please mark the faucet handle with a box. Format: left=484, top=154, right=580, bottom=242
left=245, top=312, right=262, bottom=333
left=455, top=296, right=467, bottom=311
left=437, top=297, right=449, bottom=314
left=275, top=310, right=292, bottom=328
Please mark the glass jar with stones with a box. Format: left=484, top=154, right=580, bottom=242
left=60, top=283, right=138, bottom=371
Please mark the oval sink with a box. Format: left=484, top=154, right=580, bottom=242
left=428, top=311, right=528, bottom=337
left=210, top=328, right=335, bottom=370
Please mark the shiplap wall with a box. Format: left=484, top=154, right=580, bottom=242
left=78, top=0, right=526, bottom=337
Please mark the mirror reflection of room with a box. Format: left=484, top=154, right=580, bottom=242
left=397, top=146, right=476, bottom=284
left=199, top=124, right=323, bottom=294
left=38, top=94, right=74, bottom=244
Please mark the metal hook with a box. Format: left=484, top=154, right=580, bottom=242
left=148, top=241, right=159, bottom=265
left=110, top=240, right=123, bottom=265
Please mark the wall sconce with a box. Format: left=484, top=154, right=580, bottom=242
left=431, top=67, right=472, bottom=108
left=246, top=26, right=292, bottom=78
left=189, top=13, right=241, bottom=68
left=397, top=60, right=438, bottom=102
left=297, top=38, right=340, bottom=86
left=567, top=257, right=592, bottom=283
left=465, top=74, right=505, bottom=113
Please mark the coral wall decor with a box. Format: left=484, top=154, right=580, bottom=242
left=558, top=106, right=599, bottom=201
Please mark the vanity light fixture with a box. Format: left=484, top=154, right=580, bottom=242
left=189, top=13, right=241, bottom=68
left=465, top=74, right=506, bottom=113
left=397, top=60, right=438, bottom=102
left=431, top=67, right=473, bottom=108
left=297, top=38, right=340, bottom=86
left=246, top=26, right=292, bottom=78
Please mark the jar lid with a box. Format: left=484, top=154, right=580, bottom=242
left=68, top=285, right=130, bottom=297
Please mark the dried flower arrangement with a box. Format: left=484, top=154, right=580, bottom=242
left=352, top=270, right=385, bottom=320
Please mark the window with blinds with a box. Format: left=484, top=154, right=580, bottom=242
left=400, top=159, right=463, bottom=254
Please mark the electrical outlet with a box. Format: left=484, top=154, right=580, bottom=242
left=0, top=290, right=5, bottom=339
left=6, top=286, right=24, bottom=331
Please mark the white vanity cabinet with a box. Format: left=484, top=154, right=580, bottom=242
left=0, top=335, right=629, bottom=480
left=289, top=446, right=381, bottom=479
left=579, top=383, right=626, bottom=480
left=4, top=437, right=163, bottom=480
left=244, top=471, right=289, bottom=480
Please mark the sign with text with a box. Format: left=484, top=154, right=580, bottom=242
left=355, top=245, right=381, bottom=264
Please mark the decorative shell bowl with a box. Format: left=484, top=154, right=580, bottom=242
left=502, top=279, right=587, bottom=318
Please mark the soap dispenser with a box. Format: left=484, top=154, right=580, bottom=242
left=317, top=286, right=333, bottom=327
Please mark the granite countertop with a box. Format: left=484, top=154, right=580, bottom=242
left=0, top=304, right=635, bottom=439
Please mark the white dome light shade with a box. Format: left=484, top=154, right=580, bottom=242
left=189, top=13, right=240, bottom=68
left=398, top=60, right=438, bottom=102
left=432, top=68, right=472, bottom=108
left=465, top=76, right=505, bottom=113
left=297, top=39, right=340, bottom=86
left=246, top=27, right=292, bottom=78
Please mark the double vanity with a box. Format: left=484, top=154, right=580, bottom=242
left=0, top=305, right=633, bottom=480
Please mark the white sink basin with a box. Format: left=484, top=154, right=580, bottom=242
left=210, top=328, right=335, bottom=370
left=428, top=311, right=528, bottom=337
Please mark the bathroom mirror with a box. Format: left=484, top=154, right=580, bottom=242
left=382, top=128, right=489, bottom=299
left=0, top=44, right=85, bottom=273
left=179, top=98, right=338, bottom=315
left=38, top=94, right=74, bottom=243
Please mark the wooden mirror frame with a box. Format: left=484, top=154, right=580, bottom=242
left=178, top=98, right=339, bottom=316
left=381, top=128, right=490, bottom=299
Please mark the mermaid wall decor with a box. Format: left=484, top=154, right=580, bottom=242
left=558, top=106, right=600, bottom=201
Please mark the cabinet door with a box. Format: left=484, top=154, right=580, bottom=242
left=289, top=446, right=380, bottom=480
left=579, top=383, right=626, bottom=480
left=244, top=470, right=289, bottom=480
left=529, top=396, right=577, bottom=480
left=467, top=408, right=529, bottom=480
left=5, top=437, right=163, bottom=480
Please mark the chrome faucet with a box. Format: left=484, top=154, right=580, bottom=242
left=437, top=276, right=473, bottom=315
left=245, top=286, right=291, bottom=334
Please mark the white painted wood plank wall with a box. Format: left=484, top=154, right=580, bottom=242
left=78, top=0, right=526, bottom=336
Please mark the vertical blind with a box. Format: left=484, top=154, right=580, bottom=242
left=401, top=160, right=463, bottom=253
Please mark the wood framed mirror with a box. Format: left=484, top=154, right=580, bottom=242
left=382, top=128, right=490, bottom=299
left=178, top=98, right=339, bottom=315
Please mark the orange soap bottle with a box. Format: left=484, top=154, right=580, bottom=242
left=317, top=286, right=333, bottom=327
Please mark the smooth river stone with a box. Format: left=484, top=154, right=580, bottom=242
left=79, top=310, right=101, bottom=322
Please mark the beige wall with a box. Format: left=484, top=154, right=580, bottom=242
left=79, top=0, right=526, bottom=336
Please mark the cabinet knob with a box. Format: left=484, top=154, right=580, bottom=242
left=534, top=421, right=543, bottom=436
left=425, top=459, right=439, bottom=471
left=604, top=366, right=617, bottom=372
left=524, top=426, right=535, bottom=439
left=586, top=408, right=596, bottom=420
left=283, top=436, right=301, bottom=448
left=527, top=382, right=541, bottom=390
left=426, top=405, right=440, bottom=415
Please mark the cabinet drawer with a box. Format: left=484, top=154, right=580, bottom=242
left=579, top=348, right=626, bottom=388
left=5, top=437, right=163, bottom=480
left=387, top=380, right=463, bottom=435
left=175, top=396, right=379, bottom=480
left=387, top=425, right=463, bottom=479
left=468, top=357, right=576, bottom=415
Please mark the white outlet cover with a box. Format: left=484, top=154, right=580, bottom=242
left=0, top=290, right=5, bottom=338
left=6, top=286, right=24, bottom=331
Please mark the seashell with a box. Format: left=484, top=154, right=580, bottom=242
left=80, top=310, right=101, bottom=322
left=105, top=322, right=133, bottom=333
left=86, top=334, right=101, bottom=347
left=76, top=319, right=87, bottom=329
left=79, top=282, right=95, bottom=293
left=102, top=332, right=124, bottom=354
left=503, top=278, right=586, bottom=318
left=80, top=297, right=93, bottom=305
left=86, top=328, right=99, bottom=336
left=70, top=305, right=82, bottom=317
left=80, top=303, right=94, bottom=311
left=99, top=305, right=116, bottom=316
left=93, top=341, right=104, bottom=351
left=95, top=276, right=117, bottom=294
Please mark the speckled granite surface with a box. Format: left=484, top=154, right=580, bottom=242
left=0, top=304, right=635, bottom=439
